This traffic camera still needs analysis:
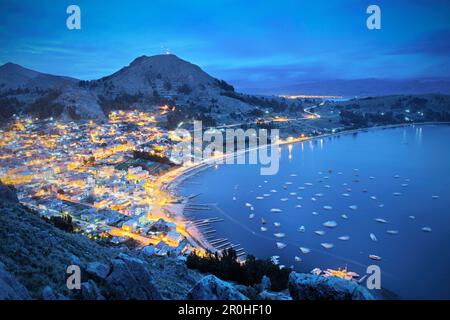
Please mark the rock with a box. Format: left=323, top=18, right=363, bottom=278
left=187, top=275, right=249, bottom=300
left=0, top=262, right=31, bottom=300
left=234, top=284, right=259, bottom=300
left=68, top=254, right=83, bottom=269
left=86, top=261, right=110, bottom=280
left=142, top=245, right=156, bottom=256
left=257, top=290, right=292, bottom=300
left=42, top=286, right=57, bottom=300
left=81, top=280, right=105, bottom=300
left=105, top=254, right=162, bottom=300
left=260, top=275, right=271, bottom=291
left=288, top=272, right=374, bottom=300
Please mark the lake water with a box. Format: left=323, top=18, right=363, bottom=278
left=178, top=125, right=450, bottom=299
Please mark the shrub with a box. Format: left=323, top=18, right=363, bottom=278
left=186, top=248, right=292, bottom=291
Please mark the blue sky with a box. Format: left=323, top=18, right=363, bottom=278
left=0, top=0, right=449, bottom=89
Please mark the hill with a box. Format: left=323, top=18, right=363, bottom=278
left=0, top=55, right=258, bottom=123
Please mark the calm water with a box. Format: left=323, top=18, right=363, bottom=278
left=178, top=125, right=450, bottom=299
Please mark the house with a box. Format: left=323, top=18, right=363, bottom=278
left=164, top=229, right=183, bottom=247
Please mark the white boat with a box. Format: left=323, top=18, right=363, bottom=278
left=290, top=174, right=298, bottom=177
left=289, top=192, right=297, bottom=196
left=270, top=189, right=277, bottom=193
left=394, top=174, right=400, bottom=179
left=375, top=218, right=388, bottom=224
left=249, top=214, right=255, bottom=219
left=260, top=227, right=268, bottom=232
left=338, top=236, right=350, bottom=241
left=263, top=193, right=271, bottom=197
left=232, top=197, right=237, bottom=201
left=369, top=176, right=375, bottom=179
left=305, top=182, right=313, bottom=186
left=311, top=268, right=322, bottom=275
left=270, top=208, right=282, bottom=213
left=432, top=195, right=439, bottom=199
left=378, top=204, right=385, bottom=208
left=349, top=205, right=358, bottom=210
left=321, top=243, right=334, bottom=249
left=273, top=222, right=281, bottom=227
left=369, top=254, right=381, bottom=261
left=274, top=233, right=285, bottom=238
left=270, top=255, right=280, bottom=264
left=386, top=230, right=399, bottom=235
left=294, top=256, right=302, bottom=262
left=280, top=198, right=288, bottom=202
left=342, top=193, right=350, bottom=197
left=370, top=196, right=377, bottom=200
left=256, top=196, right=264, bottom=200
left=315, top=230, right=325, bottom=236
left=315, top=193, right=324, bottom=197
left=298, top=186, right=305, bottom=190
left=401, top=184, right=408, bottom=187
left=323, top=205, right=333, bottom=210
left=285, top=182, right=293, bottom=185
left=295, top=204, right=302, bottom=208
left=392, top=192, right=402, bottom=196
left=296, top=196, right=303, bottom=200
left=341, top=214, right=348, bottom=219
left=298, top=226, right=305, bottom=233
left=312, top=211, right=318, bottom=215
left=276, top=242, right=287, bottom=249
left=422, top=227, right=432, bottom=232
left=299, top=247, right=310, bottom=254
left=409, top=215, right=415, bottom=219
left=324, top=185, right=331, bottom=189
left=245, top=202, right=253, bottom=207
left=323, top=220, right=337, bottom=228
left=311, top=197, right=317, bottom=201
left=369, top=233, right=378, bottom=241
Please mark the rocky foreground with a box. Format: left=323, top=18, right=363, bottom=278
left=0, top=182, right=374, bottom=300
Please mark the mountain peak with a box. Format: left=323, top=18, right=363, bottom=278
left=0, top=62, right=38, bottom=75
left=128, top=53, right=186, bottom=67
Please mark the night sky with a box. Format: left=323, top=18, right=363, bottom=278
left=0, top=0, right=449, bottom=89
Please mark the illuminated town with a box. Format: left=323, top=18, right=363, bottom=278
left=0, top=109, right=210, bottom=257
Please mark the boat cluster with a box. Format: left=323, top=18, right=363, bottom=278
left=236, top=169, right=436, bottom=266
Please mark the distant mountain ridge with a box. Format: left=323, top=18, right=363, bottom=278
left=240, top=78, right=450, bottom=97
left=0, top=62, right=77, bottom=91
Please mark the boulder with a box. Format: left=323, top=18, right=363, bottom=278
left=288, top=272, right=374, bottom=300
left=187, top=275, right=249, bottom=300
left=104, top=253, right=161, bottom=300
left=42, top=286, right=57, bottom=300
left=257, top=290, right=292, bottom=300
left=260, top=275, right=271, bottom=291
left=81, top=280, right=105, bottom=300
left=0, top=262, right=31, bottom=300
left=86, top=261, right=110, bottom=280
